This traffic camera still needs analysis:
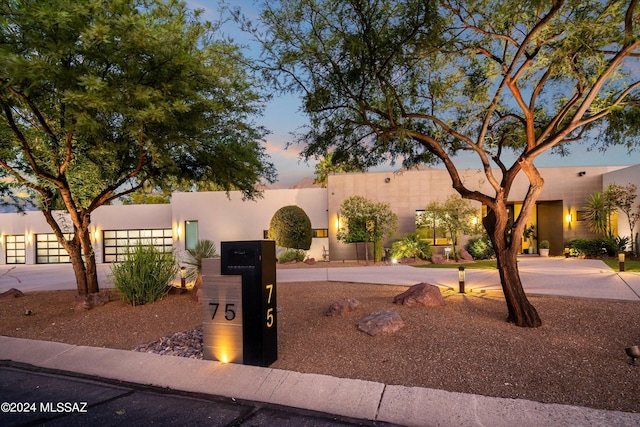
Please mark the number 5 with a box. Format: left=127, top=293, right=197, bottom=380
left=266, top=307, right=274, bottom=327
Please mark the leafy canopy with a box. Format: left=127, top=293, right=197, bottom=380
left=268, top=205, right=313, bottom=250
left=0, top=0, right=276, bottom=214
left=337, top=195, right=398, bottom=244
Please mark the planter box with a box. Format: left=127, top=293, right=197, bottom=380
left=539, top=248, right=550, bottom=257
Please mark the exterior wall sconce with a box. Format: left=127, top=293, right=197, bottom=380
left=174, top=224, right=182, bottom=240
left=619, top=252, right=626, bottom=272
left=25, top=232, right=32, bottom=243
left=92, top=228, right=100, bottom=241
left=565, top=213, right=572, bottom=223
left=458, top=266, right=465, bottom=294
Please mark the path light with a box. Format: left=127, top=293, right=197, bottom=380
left=180, top=266, right=186, bottom=289
left=458, top=266, right=465, bottom=294
left=619, top=252, right=626, bottom=272
left=625, top=346, right=640, bottom=366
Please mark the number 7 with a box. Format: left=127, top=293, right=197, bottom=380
left=266, top=283, right=273, bottom=304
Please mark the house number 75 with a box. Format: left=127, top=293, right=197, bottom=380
left=209, top=302, right=236, bottom=321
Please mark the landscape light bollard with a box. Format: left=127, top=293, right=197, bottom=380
left=180, top=267, right=186, bottom=288
left=458, top=266, right=465, bottom=294
left=619, top=252, right=626, bottom=272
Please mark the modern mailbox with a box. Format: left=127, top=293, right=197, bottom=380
left=201, top=240, right=277, bottom=367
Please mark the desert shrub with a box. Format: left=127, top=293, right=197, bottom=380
left=466, top=236, right=495, bottom=260
left=182, top=239, right=218, bottom=283
left=112, top=245, right=179, bottom=306
left=567, top=239, right=607, bottom=257
left=278, top=248, right=306, bottom=263
left=391, top=233, right=432, bottom=260
left=268, top=205, right=313, bottom=250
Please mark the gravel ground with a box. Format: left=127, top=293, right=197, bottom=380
left=2, top=277, right=640, bottom=413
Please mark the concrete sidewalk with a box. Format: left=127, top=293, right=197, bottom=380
left=2, top=336, right=639, bottom=427
left=2, top=257, right=640, bottom=426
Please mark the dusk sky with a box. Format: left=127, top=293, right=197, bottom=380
left=187, top=1, right=636, bottom=187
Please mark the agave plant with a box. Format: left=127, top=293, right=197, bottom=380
left=182, top=240, right=218, bottom=284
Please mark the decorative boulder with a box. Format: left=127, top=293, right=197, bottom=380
left=325, top=298, right=361, bottom=316
left=393, top=283, right=446, bottom=307
left=430, top=254, right=445, bottom=264
left=357, top=310, right=405, bottom=336
left=0, top=288, right=24, bottom=300
left=304, top=257, right=317, bottom=265
left=460, top=248, right=474, bottom=261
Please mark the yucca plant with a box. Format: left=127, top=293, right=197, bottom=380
left=111, top=245, right=179, bottom=306
left=182, top=239, right=218, bottom=284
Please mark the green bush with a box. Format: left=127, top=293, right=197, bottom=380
left=111, top=245, right=179, bottom=306
left=567, top=237, right=628, bottom=257
left=278, top=249, right=306, bottom=263
left=268, top=205, right=313, bottom=250
left=466, top=236, right=495, bottom=260
left=390, top=233, right=432, bottom=260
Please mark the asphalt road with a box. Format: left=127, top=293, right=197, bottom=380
left=0, top=364, right=394, bottom=427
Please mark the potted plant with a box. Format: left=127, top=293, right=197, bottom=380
left=539, top=240, right=550, bottom=257
left=523, top=225, right=536, bottom=254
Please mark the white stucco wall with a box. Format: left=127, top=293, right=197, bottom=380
left=171, top=188, right=328, bottom=260
left=326, top=165, right=630, bottom=260
left=603, top=164, right=640, bottom=247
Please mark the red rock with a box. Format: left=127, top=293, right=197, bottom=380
left=0, top=288, right=24, bottom=300
left=393, top=283, right=445, bottom=307
left=357, top=310, right=405, bottom=336
left=325, top=298, right=361, bottom=316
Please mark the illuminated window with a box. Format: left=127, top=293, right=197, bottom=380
left=415, top=210, right=448, bottom=245
left=103, top=229, right=173, bottom=263
left=313, top=229, right=328, bottom=238
left=36, top=233, right=73, bottom=264
left=5, top=235, right=26, bottom=264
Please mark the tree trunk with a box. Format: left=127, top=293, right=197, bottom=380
left=64, top=228, right=100, bottom=295
left=484, top=205, right=541, bottom=328
left=41, top=209, right=99, bottom=296
left=495, top=247, right=541, bottom=327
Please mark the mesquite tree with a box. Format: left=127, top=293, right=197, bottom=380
left=0, top=0, right=275, bottom=298
left=250, top=0, right=640, bottom=326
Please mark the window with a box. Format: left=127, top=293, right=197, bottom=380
left=103, top=229, right=173, bottom=263
left=5, top=235, right=26, bottom=264
left=263, top=229, right=329, bottom=239
left=415, top=210, right=448, bottom=245
left=185, top=220, right=198, bottom=250
left=36, top=233, right=73, bottom=264
left=313, top=229, right=328, bottom=238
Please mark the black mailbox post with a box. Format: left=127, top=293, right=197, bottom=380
left=220, top=240, right=277, bottom=367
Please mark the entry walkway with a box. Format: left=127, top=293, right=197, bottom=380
left=278, top=256, right=640, bottom=301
